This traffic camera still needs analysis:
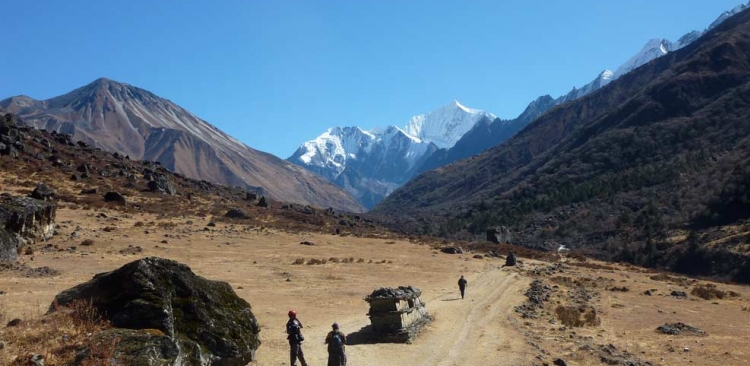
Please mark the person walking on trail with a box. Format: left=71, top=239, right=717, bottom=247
left=286, top=310, right=308, bottom=366
left=458, top=275, right=468, bottom=299
left=325, top=322, right=347, bottom=366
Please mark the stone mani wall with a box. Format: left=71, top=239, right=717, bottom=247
left=365, top=286, right=430, bottom=342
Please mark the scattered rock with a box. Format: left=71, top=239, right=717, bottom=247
left=553, top=358, right=568, bottom=366
left=103, top=191, right=126, bottom=204
left=515, top=279, right=552, bottom=319
left=80, top=188, right=98, bottom=195
left=504, top=252, right=518, bottom=267
left=6, top=318, right=22, bottom=327
left=473, top=254, right=484, bottom=259
left=28, top=353, right=44, bottom=366
left=300, top=241, right=316, bottom=246
left=119, top=245, right=143, bottom=255
left=440, top=247, right=463, bottom=254
left=245, top=191, right=258, bottom=201
left=50, top=257, right=261, bottom=365
left=608, top=286, right=630, bottom=292
left=29, top=182, right=55, bottom=201
left=256, top=196, right=269, bottom=208
left=671, top=291, right=688, bottom=298
left=224, top=208, right=249, bottom=219
left=657, top=323, right=707, bottom=336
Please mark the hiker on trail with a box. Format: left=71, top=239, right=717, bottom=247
left=458, top=275, right=468, bottom=299
left=287, top=310, right=308, bottom=366
left=325, top=322, right=347, bottom=366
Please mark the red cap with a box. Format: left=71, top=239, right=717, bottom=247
left=288, top=310, right=297, bottom=317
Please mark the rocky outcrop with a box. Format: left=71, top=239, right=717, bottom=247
left=50, top=257, right=261, bottom=365
left=147, top=174, right=177, bottom=195
left=0, top=194, right=56, bottom=245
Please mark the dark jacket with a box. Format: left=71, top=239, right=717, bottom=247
left=458, top=278, right=467, bottom=289
left=287, top=318, right=304, bottom=343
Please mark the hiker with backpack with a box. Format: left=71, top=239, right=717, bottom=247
left=458, top=275, right=468, bottom=299
left=286, top=310, right=309, bottom=366
left=325, top=322, right=347, bottom=366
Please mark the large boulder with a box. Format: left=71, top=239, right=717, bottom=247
left=0, top=194, right=56, bottom=244
left=103, top=191, right=126, bottom=204
left=29, top=182, right=55, bottom=201
left=224, top=208, right=248, bottom=219
left=50, top=257, right=261, bottom=365
left=147, top=175, right=177, bottom=196
left=486, top=226, right=512, bottom=244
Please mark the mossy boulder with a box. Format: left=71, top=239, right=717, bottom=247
left=51, top=257, right=261, bottom=365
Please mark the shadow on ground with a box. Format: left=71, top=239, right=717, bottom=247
left=346, top=325, right=380, bottom=345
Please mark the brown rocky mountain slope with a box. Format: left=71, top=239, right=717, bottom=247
left=373, top=8, right=750, bottom=282
left=0, top=78, right=364, bottom=212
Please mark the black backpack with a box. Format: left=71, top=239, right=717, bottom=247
left=329, top=332, right=344, bottom=351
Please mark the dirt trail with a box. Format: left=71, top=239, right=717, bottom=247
left=340, top=264, right=532, bottom=366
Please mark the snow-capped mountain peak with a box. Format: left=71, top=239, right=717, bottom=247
left=288, top=101, right=493, bottom=208
left=613, top=39, right=673, bottom=79
left=403, top=100, right=495, bottom=149
left=558, top=1, right=750, bottom=105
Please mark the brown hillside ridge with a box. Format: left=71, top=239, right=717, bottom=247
left=0, top=78, right=364, bottom=212
left=374, top=7, right=750, bottom=282
left=0, top=113, right=377, bottom=236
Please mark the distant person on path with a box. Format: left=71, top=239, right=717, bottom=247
left=325, top=322, right=348, bottom=366
left=286, top=310, right=308, bottom=366
left=458, top=275, right=468, bottom=299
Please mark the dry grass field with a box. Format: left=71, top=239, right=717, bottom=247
left=1, top=205, right=749, bottom=365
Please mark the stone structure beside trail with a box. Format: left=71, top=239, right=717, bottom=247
left=365, top=286, right=431, bottom=343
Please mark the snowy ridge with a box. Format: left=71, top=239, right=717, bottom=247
left=557, top=1, right=750, bottom=105
left=289, top=101, right=492, bottom=208
left=292, top=100, right=492, bottom=175
left=404, top=100, right=496, bottom=149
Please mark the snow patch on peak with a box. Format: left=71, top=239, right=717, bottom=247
left=403, top=101, right=495, bottom=149
left=613, top=39, right=673, bottom=79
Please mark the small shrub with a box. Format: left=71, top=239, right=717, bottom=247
left=329, top=257, right=340, bottom=263
left=357, top=258, right=365, bottom=263
left=555, top=305, right=600, bottom=327
left=81, top=239, right=95, bottom=246
left=292, top=258, right=305, bottom=265
left=691, top=284, right=727, bottom=300
left=157, top=221, right=178, bottom=230
left=133, top=221, right=145, bottom=227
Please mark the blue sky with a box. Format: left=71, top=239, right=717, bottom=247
left=2, top=0, right=744, bottom=158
